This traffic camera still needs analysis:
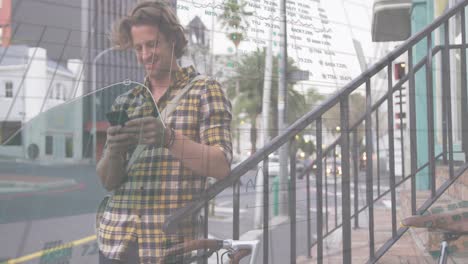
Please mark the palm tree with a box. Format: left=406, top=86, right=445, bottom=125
left=219, top=0, right=252, bottom=95
left=225, top=49, right=320, bottom=154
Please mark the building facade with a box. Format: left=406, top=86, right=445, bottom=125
left=1, top=0, right=178, bottom=161
left=0, top=46, right=84, bottom=161
left=411, top=0, right=466, bottom=188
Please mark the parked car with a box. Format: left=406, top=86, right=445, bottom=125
left=267, top=155, right=305, bottom=178
left=267, top=155, right=282, bottom=177
left=326, top=160, right=342, bottom=176
left=359, top=152, right=367, bottom=170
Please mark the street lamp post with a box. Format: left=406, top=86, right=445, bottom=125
left=91, top=47, right=116, bottom=163
left=278, top=0, right=289, bottom=216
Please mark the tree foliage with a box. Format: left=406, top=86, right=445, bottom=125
left=219, top=0, right=252, bottom=47
left=322, top=93, right=366, bottom=143
left=225, top=49, right=322, bottom=154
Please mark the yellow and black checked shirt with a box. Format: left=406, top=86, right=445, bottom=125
left=98, top=66, right=232, bottom=263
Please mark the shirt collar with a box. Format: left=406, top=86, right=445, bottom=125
left=139, top=66, right=198, bottom=94
left=133, top=66, right=198, bottom=104
left=172, top=65, right=198, bottom=90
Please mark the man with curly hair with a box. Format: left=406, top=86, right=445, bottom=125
left=96, top=1, right=232, bottom=263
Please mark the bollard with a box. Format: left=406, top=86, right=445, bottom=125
left=273, top=176, right=279, bottom=216
left=273, top=176, right=293, bottom=216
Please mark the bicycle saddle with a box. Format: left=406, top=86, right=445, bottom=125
left=401, top=210, right=468, bottom=234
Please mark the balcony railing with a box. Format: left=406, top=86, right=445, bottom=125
left=166, top=1, right=468, bottom=263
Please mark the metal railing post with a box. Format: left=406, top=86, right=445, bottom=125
left=340, top=96, right=352, bottom=264
left=426, top=33, right=437, bottom=197
left=365, top=79, right=375, bottom=261
left=233, top=180, right=240, bottom=240
left=398, top=86, right=405, bottom=178
left=289, top=139, right=297, bottom=264
left=324, top=156, right=329, bottom=233
left=203, top=202, right=209, bottom=264
left=460, top=9, right=468, bottom=161
left=306, top=168, right=312, bottom=259
left=375, top=107, right=381, bottom=196
left=408, top=47, right=418, bottom=215
left=316, top=118, right=324, bottom=264
left=204, top=203, right=209, bottom=238
left=387, top=63, right=397, bottom=238
left=442, top=43, right=448, bottom=165
left=353, top=130, right=359, bottom=228
left=334, top=146, right=338, bottom=227
left=263, top=157, right=270, bottom=264
left=443, top=21, right=455, bottom=179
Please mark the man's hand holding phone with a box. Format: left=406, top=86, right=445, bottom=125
left=98, top=110, right=136, bottom=191
left=105, top=111, right=137, bottom=157
left=119, top=116, right=169, bottom=148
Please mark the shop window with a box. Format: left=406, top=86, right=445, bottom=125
left=55, top=84, right=61, bottom=99
left=65, top=137, right=73, bottom=158
left=5, top=81, right=13, bottom=97
left=45, top=135, right=53, bottom=155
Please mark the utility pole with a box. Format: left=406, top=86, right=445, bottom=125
left=210, top=0, right=215, bottom=77
left=254, top=4, right=274, bottom=228
left=234, top=1, right=240, bottom=95
left=278, top=0, right=289, bottom=216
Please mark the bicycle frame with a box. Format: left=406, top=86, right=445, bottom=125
left=224, top=239, right=259, bottom=264
left=438, top=240, right=449, bottom=264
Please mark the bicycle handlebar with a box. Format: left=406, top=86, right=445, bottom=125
left=164, top=239, right=259, bottom=264
left=164, top=239, right=222, bottom=256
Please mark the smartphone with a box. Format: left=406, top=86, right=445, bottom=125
left=105, top=110, right=129, bottom=126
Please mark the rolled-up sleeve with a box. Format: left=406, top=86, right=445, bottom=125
left=199, top=79, right=233, bottom=164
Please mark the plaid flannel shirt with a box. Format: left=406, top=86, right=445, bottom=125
left=98, top=66, right=232, bottom=263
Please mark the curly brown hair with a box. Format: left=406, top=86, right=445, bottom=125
left=111, top=0, right=188, bottom=59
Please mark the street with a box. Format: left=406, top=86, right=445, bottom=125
left=0, top=160, right=395, bottom=263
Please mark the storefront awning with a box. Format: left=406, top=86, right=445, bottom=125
left=372, top=0, right=412, bottom=42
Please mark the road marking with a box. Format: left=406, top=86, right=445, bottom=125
left=4, top=235, right=96, bottom=264
left=214, top=206, right=247, bottom=214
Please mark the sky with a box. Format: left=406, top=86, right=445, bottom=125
left=175, top=0, right=389, bottom=95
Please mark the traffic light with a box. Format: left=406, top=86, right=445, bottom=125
left=394, top=62, right=406, bottom=80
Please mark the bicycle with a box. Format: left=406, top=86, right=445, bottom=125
left=163, top=239, right=259, bottom=264
left=401, top=209, right=468, bottom=264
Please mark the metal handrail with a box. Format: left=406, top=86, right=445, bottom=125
left=165, top=0, right=468, bottom=232
left=165, top=1, right=468, bottom=263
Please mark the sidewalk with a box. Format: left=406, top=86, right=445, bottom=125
left=300, top=207, right=432, bottom=264
left=300, top=167, right=468, bottom=263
